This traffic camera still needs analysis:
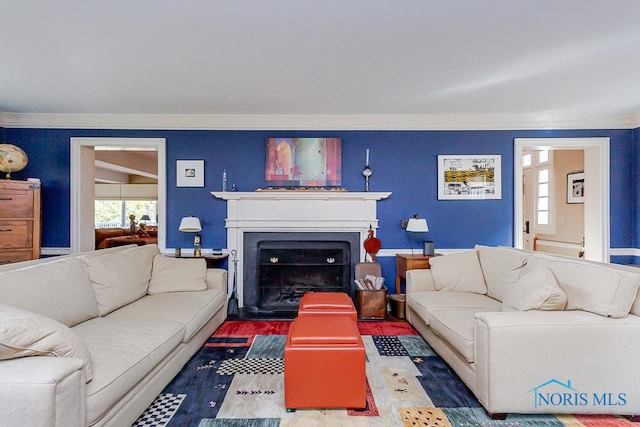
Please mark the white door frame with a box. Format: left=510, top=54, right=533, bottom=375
left=514, top=138, right=610, bottom=262
left=70, top=137, right=166, bottom=253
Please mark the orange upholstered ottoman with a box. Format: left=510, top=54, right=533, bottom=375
left=284, top=315, right=366, bottom=410
left=297, top=292, right=357, bottom=321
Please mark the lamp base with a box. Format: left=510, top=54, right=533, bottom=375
left=423, top=241, right=435, bottom=256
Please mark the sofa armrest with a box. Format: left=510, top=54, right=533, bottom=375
left=474, top=311, right=640, bottom=415
left=406, top=269, right=436, bottom=293
left=0, top=356, right=86, bottom=427
left=206, top=268, right=227, bottom=291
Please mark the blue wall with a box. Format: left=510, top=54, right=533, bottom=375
left=635, top=127, right=640, bottom=258
left=2, top=126, right=638, bottom=286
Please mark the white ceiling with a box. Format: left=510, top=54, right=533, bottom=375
left=1, top=1, right=640, bottom=128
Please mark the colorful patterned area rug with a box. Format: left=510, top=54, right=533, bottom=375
left=134, top=320, right=635, bottom=427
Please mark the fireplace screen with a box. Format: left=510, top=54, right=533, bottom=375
left=257, top=240, right=350, bottom=312
left=242, top=232, right=360, bottom=317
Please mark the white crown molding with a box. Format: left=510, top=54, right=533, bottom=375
left=1, top=111, right=639, bottom=131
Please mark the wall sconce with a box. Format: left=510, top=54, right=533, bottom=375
left=402, top=214, right=434, bottom=255
left=179, top=215, right=202, bottom=257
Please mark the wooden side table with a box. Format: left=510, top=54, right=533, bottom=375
left=395, top=253, right=441, bottom=294
left=173, top=253, right=228, bottom=268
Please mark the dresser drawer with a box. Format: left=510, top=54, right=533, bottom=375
left=0, top=189, right=34, bottom=218
left=0, top=221, right=33, bottom=248
left=0, top=250, right=33, bottom=264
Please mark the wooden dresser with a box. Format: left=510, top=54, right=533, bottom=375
left=0, top=180, right=41, bottom=264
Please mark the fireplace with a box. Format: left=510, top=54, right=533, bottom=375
left=242, top=232, right=360, bottom=316
left=212, top=191, right=391, bottom=317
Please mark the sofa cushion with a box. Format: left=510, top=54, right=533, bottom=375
left=72, top=317, right=184, bottom=426
left=475, top=245, right=528, bottom=301
left=107, top=288, right=225, bottom=341
left=149, top=255, right=207, bottom=294
left=81, top=244, right=160, bottom=316
left=0, top=258, right=99, bottom=327
left=525, top=253, right=640, bottom=318
left=0, top=303, right=93, bottom=382
left=501, top=267, right=567, bottom=312
left=428, top=307, right=495, bottom=363
left=407, top=290, right=500, bottom=325
left=429, top=250, right=487, bottom=294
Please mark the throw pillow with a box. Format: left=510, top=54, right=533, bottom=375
left=475, top=245, right=528, bottom=301
left=148, top=255, right=207, bottom=294
left=81, top=244, right=159, bottom=316
left=502, top=267, right=567, bottom=312
left=429, top=250, right=487, bottom=294
left=0, top=303, right=93, bottom=382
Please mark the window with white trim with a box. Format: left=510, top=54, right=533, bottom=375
left=534, top=149, right=554, bottom=233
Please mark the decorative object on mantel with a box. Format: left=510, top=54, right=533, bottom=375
left=255, top=187, right=348, bottom=191
left=0, top=143, right=28, bottom=179
left=362, top=147, right=372, bottom=192
left=222, top=169, right=227, bottom=192
left=178, top=215, right=202, bottom=256
left=363, top=225, right=381, bottom=261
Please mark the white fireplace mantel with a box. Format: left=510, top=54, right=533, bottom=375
left=211, top=191, right=391, bottom=305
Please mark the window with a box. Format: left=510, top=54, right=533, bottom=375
left=533, top=150, right=554, bottom=233
left=95, top=200, right=157, bottom=228
left=537, top=169, right=549, bottom=226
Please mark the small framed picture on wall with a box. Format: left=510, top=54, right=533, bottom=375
left=567, top=171, right=584, bottom=204
left=176, top=160, right=204, bottom=187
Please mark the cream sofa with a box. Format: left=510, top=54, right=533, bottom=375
left=0, top=244, right=227, bottom=427
left=406, top=244, right=640, bottom=417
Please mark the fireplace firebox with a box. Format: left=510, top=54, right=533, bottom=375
left=243, top=232, right=360, bottom=317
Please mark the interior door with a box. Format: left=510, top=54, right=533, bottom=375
left=522, top=167, right=534, bottom=251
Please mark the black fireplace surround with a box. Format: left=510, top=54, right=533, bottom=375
left=242, top=232, right=360, bottom=317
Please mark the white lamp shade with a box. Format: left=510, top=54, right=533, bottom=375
left=406, top=217, right=429, bottom=232
left=178, top=216, right=202, bottom=232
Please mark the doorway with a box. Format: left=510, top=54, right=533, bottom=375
left=514, top=138, right=610, bottom=262
left=70, top=137, right=166, bottom=253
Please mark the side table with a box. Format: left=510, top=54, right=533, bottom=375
left=173, top=253, right=228, bottom=268
left=395, top=253, right=441, bottom=294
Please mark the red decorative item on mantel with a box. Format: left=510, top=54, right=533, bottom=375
left=363, top=226, right=382, bottom=261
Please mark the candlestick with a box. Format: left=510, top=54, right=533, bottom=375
left=222, top=169, right=227, bottom=192
left=363, top=165, right=372, bottom=192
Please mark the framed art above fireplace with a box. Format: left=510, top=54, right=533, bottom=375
left=265, top=137, right=341, bottom=188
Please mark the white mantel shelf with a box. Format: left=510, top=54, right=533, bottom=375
left=211, top=191, right=391, bottom=230
left=211, top=191, right=391, bottom=307
left=211, top=191, right=391, bottom=201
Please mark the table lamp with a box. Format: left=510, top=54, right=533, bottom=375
left=179, top=215, right=202, bottom=256
left=405, top=215, right=434, bottom=255
left=139, top=214, right=151, bottom=225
